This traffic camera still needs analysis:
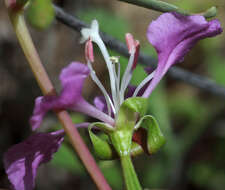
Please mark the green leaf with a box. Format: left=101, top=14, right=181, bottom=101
left=27, top=0, right=55, bottom=29
left=135, top=115, right=166, bottom=154
left=88, top=126, right=117, bottom=160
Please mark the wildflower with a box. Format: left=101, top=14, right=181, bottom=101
left=4, top=13, right=222, bottom=190
left=143, top=12, right=222, bottom=97
left=4, top=131, right=64, bottom=190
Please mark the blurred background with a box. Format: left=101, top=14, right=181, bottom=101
left=0, top=0, right=225, bottom=189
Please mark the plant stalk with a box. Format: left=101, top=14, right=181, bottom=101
left=118, top=0, right=217, bottom=18
left=7, top=10, right=111, bottom=190
left=120, top=156, right=142, bottom=190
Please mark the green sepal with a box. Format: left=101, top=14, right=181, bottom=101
left=89, top=122, right=115, bottom=133
left=110, top=97, right=148, bottom=157
left=130, top=142, right=143, bottom=157
left=116, top=97, right=148, bottom=130
left=88, top=124, right=117, bottom=160
left=135, top=115, right=166, bottom=154
left=122, top=97, right=148, bottom=117
left=26, top=0, right=55, bottom=29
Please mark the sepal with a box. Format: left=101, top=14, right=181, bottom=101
left=130, top=142, right=143, bottom=157
left=116, top=97, right=148, bottom=130
left=134, top=115, right=166, bottom=154
left=88, top=123, right=116, bottom=160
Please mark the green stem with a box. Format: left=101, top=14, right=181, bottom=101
left=121, top=156, right=142, bottom=190
left=118, top=0, right=217, bottom=18
left=6, top=7, right=111, bottom=190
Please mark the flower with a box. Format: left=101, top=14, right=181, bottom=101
left=142, top=12, right=223, bottom=97
left=4, top=131, right=64, bottom=190
left=4, top=13, right=222, bottom=190
left=30, top=62, right=114, bottom=130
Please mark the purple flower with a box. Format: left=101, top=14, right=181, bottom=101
left=142, top=13, right=222, bottom=97
left=30, top=62, right=114, bottom=130
left=4, top=131, right=64, bottom=190
left=30, top=62, right=89, bottom=130
left=4, top=13, right=222, bottom=190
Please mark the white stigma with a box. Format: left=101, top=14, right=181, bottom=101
left=80, top=20, right=99, bottom=43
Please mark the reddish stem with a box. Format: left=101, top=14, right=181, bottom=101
left=7, top=9, right=111, bottom=190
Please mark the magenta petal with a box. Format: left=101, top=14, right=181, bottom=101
left=3, top=131, right=64, bottom=190
left=93, top=96, right=115, bottom=119
left=93, top=96, right=107, bottom=113
left=144, top=13, right=222, bottom=97
left=30, top=62, right=90, bottom=130
left=126, top=84, right=149, bottom=98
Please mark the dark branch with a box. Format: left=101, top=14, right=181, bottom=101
left=53, top=5, right=225, bottom=99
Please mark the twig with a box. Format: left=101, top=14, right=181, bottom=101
left=117, top=0, right=217, bottom=18
left=53, top=5, right=225, bottom=99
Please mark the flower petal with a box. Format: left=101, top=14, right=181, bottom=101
left=93, top=96, right=115, bottom=119
left=94, top=96, right=107, bottom=113
left=30, top=62, right=90, bottom=130
left=125, top=85, right=147, bottom=98
left=143, top=13, right=222, bottom=97
left=3, top=131, right=64, bottom=190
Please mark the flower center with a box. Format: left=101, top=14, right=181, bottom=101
left=81, top=20, right=155, bottom=118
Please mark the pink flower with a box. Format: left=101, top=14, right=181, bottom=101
left=4, top=13, right=222, bottom=190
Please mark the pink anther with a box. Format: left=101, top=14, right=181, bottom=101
left=85, top=38, right=94, bottom=62
left=125, top=33, right=136, bottom=54
left=125, top=33, right=140, bottom=70
left=132, top=40, right=140, bottom=70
